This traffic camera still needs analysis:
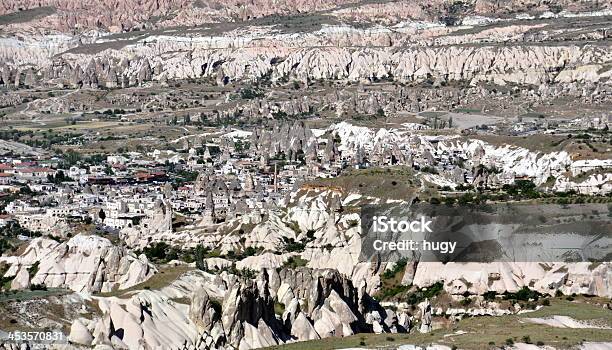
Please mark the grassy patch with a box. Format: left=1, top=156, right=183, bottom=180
left=282, top=256, right=308, bottom=269
left=305, top=166, right=421, bottom=200
left=524, top=298, right=612, bottom=324
left=452, top=108, right=481, bottom=114
left=264, top=298, right=612, bottom=349
left=376, top=259, right=411, bottom=300
left=420, top=111, right=448, bottom=118
left=96, top=265, right=192, bottom=298
left=466, top=134, right=567, bottom=153
left=81, top=299, right=103, bottom=320
left=0, top=288, right=68, bottom=302
left=171, top=297, right=191, bottom=305
left=0, top=6, right=55, bottom=26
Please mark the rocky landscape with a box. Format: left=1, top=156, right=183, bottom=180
left=0, top=1, right=611, bottom=349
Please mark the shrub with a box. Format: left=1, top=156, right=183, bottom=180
left=483, top=291, right=497, bottom=301
left=282, top=256, right=308, bottom=269
left=382, top=258, right=408, bottom=279
left=281, top=237, right=305, bottom=253
left=27, top=262, right=40, bottom=278
left=29, top=283, right=47, bottom=291
left=274, top=302, right=285, bottom=315
left=406, top=282, right=444, bottom=305
left=210, top=299, right=222, bottom=314
left=503, top=286, right=541, bottom=301
left=240, top=88, right=263, bottom=99
left=522, top=335, right=532, bottom=344
left=195, top=245, right=208, bottom=270
left=243, top=246, right=258, bottom=257
left=306, top=229, right=316, bottom=240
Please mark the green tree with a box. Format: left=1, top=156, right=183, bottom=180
left=195, top=245, right=208, bottom=270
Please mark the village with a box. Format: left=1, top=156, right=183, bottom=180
left=1, top=111, right=611, bottom=241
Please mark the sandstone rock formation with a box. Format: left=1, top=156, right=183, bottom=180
left=0, top=234, right=156, bottom=293
left=4, top=43, right=610, bottom=90
left=2, top=0, right=608, bottom=33
left=63, top=267, right=408, bottom=349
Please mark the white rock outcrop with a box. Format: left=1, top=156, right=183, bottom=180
left=1, top=234, right=156, bottom=292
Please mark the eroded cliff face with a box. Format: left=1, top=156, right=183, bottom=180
left=0, top=234, right=156, bottom=293
left=0, top=0, right=358, bottom=32
left=2, top=0, right=612, bottom=91
left=63, top=268, right=405, bottom=349
left=282, top=188, right=612, bottom=299
left=3, top=33, right=611, bottom=89
left=116, top=185, right=612, bottom=300
left=3, top=0, right=608, bottom=33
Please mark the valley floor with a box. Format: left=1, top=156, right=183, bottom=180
left=266, top=298, right=612, bottom=350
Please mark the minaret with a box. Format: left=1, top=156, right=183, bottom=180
left=273, top=163, right=278, bottom=193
